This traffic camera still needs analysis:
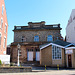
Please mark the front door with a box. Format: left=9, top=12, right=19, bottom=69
left=27, top=51, right=33, bottom=61
left=68, top=55, right=72, bottom=67
left=36, top=51, right=40, bottom=61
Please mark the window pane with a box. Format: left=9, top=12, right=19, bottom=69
left=47, top=35, right=53, bottom=41
left=52, top=45, right=61, bottom=60
left=34, top=35, right=39, bottom=42
left=22, top=36, right=25, bottom=38
left=4, top=38, right=6, bottom=48
left=21, top=36, right=26, bottom=42
left=1, top=19, right=3, bottom=28
left=5, top=25, right=7, bottom=33
left=2, top=5, right=4, bottom=15
left=0, top=34, right=1, bottom=45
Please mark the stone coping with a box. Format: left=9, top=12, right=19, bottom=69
left=0, top=66, right=32, bottom=73
left=0, top=66, right=32, bottom=68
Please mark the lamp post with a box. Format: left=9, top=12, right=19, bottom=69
left=17, top=44, right=21, bottom=66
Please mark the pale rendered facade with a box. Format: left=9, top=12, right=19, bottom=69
left=66, top=9, right=75, bottom=44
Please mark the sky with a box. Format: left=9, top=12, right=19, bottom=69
left=4, top=0, right=75, bottom=45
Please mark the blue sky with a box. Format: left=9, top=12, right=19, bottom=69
left=5, top=0, right=75, bottom=45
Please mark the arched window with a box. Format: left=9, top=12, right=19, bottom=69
left=34, top=35, right=39, bottom=42
left=47, top=35, right=53, bottom=41
left=21, top=36, right=26, bottom=42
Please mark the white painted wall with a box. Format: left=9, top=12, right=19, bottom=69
left=66, top=9, right=75, bottom=44
left=0, top=55, right=10, bottom=64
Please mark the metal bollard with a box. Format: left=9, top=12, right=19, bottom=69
left=45, top=65, right=46, bottom=71
left=57, top=64, right=59, bottom=70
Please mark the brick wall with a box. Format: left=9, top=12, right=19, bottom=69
left=14, top=30, right=61, bottom=42
left=11, top=45, right=39, bottom=63
left=40, top=46, right=65, bottom=67
left=0, top=0, right=8, bottom=54
left=40, top=46, right=52, bottom=66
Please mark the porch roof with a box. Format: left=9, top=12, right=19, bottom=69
left=40, top=40, right=74, bottom=50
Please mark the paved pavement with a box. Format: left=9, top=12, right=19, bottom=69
left=0, top=65, right=75, bottom=75
left=0, top=69, right=75, bottom=75
left=32, top=66, right=63, bottom=70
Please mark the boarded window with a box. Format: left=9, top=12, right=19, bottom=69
left=21, top=36, right=26, bottom=42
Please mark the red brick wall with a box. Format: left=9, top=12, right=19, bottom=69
left=0, top=0, right=8, bottom=54
left=11, top=45, right=39, bottom=63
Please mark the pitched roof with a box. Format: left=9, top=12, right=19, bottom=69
left=40, top=42, right=50, bottom=48
left=52, top=40, right=71, bottom=47
left=40, top=40, right=74, bottom=50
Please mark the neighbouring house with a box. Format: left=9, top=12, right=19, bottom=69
left=0, top=0, right=8, bottom=54
left=40, top=40, right=75, bottom=68
left=10, top=21, right=62, bottom=63
left=66, top=9, right=75, bottom=44
left=0, top=0, right=10, bottom=64
left=6, top=44, right=11, bottom=55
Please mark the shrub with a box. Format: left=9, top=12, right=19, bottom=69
left=2, top=62, right=5, bottom=67
left=0, top=60, right=2, bottom=66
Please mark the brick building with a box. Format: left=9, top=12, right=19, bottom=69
left=11, top=21, right=62, bottom=63
left=0, top=0, right=8, bottom=55
left=40, top=40, right=75, bottom=68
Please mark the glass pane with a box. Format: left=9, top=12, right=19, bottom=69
left=47, top=35, right=53, bottom=41
left=53, top=55, right=54, bottom=59
left=34, top=35, right=39, bottom=42
left=2, top=6, right=4, bottom=15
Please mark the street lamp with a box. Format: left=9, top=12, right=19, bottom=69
left=17, top=44, right=21, bottom=66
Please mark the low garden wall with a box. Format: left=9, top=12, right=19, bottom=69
left=0, top=67, right=32, bottom=73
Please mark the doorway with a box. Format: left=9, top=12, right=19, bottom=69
left=68, top=54, right=72, bottom=67
left=27, top=51, right=33, bottom=61
left=36, top=51, right=40, bottom=61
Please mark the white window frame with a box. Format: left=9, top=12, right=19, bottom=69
left=2, top=5, right=4, bottom=15
left=4, top=23, right=7, bottom=33
left=16, top=26, right=21, bottom=29
left=0, top=18, right=3, bottom=29
left=52, top=45, right=62, bottom=60
left=47, top=35, right=53, bottom=42
left=3, top=36, right=6, bottom=49
left=0, top=32, right=2, bottom=45
left=34, top=35, right=39, bottom=42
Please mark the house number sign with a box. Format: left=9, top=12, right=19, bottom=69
left=65, top=50, right=73, bottom=54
